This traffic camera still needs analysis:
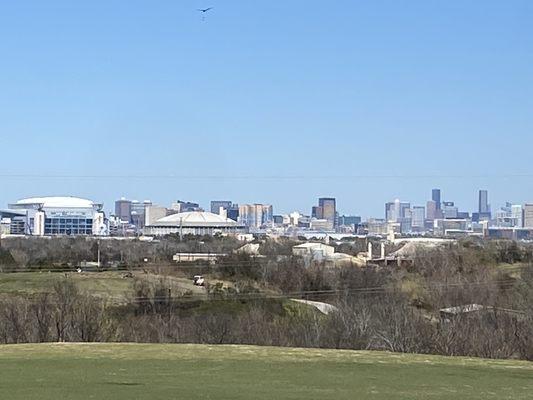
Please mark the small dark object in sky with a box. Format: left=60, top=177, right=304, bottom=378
left=197, top=7, right=213, bottom=21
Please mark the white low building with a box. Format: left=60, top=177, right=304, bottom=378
left=173, top=252, right=227, bottom=263
left=293, top=242, right=335, bottom=260
left=293, top=242, right=363, bottom=267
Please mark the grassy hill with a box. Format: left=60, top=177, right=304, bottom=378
left=0, top=344, right=532, bottom=399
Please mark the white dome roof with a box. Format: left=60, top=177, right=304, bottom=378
left=153, top=211, right=240, bottom=227
left=15, top=196, right=98, bottom=209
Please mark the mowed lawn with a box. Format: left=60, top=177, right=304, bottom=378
left=0, top=344, right=532, bottom=399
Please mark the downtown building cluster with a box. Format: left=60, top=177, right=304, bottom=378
left=1, top=191, right=533, bottom=240
left=108, top=196, right=362, bottom=238
left=378, top=189, right=533, bottom=240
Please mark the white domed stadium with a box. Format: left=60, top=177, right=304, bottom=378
left=7, top=196, right=106, bottom=236
left=145, top=211, right=246, bottom=236
left=12, top=196, right=101, bottom=209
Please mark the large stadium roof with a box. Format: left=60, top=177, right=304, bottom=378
left=12, top=196, right=99, bottom=209
left=152, top=211, right=241, bottom=227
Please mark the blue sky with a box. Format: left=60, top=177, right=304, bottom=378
left=0, top=0, right=532, bottom=217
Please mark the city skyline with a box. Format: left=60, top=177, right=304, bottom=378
left=4, top=187, right=533, bottom=239
left=2, top=186, right=531, bottom=221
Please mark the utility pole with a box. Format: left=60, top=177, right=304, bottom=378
left=168, top=288, right=172, bottom=320
left=97, top=240, right=101, bottom=271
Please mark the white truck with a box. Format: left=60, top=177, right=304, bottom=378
left=193, top=275, right=205, bottom=286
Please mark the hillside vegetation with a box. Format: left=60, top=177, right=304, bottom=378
left=2, top=237, right=533, bottom=361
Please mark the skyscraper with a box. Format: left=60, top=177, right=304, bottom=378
left=318, top=198, right=336, bottom=226
left=512, top=205, right=523, bottom=228
left=478, top=190, right=490, bottom=214
left=210, top=201, right=232, bottom=214
left=311, top=206, right=323, bottom=219
left=312, top=197, right=337, bottom=229
left=115, top=198, right=132, bottom=223
left=524, top=204, right=533, bottom=228
left=211, top=201, right=239, bottom=221
left=426, top=200, right=437, bottom=221
left=385, top=202, right=395, bottom=222
left=432, top=189, right=441, bottom=210
left=227, top=204, right=240, bottom=222
left=385, top=199, right=410, bottom=222
left=131, top=200, right=152, bottom=228
left=238, top=204, right=273, bottom=229
left=411, top=206, right=426, bottom=230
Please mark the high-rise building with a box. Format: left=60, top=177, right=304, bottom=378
left=426, top=200, right=437, bottom=221
left=442, top=201, right=458, bottom=219
left=478, top=190, right=490, bottom=214
left=385, top=199, right=411, bottom=233
left=211, top=201, right=232, bottom=214
left=227, top=204, right=239, bottom=222
left=400, top=202, right=411, bottom=220
left=144, top=205, right=170, bottom=227
left=238, top=204, right=273, bottom=229
left=115, top=198, right=132, bottom=223
left=311, top=206, right=323, bottom=219
left=385, top=202, right=395, bottom=222
left=171, top=200, right=202, bottom=213
left=411, top=206, right=426, bottom=230
left=385, top=199, right=410, bottom=222
left=473, top=191, right=491, bottom=222
left=318, top=198, right=336, bottom=228
left=512, top=205, right=523, bottom=228
left=495, top=203, right=523, bottom=227
left=432, top=189, right=441, bottom=210
left=131, top=200, right=152, bottom=229
left=211, top=201, right=239, bottom=222
left=524, top=204, right=533, bottom=228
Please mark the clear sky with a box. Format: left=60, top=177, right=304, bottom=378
left=0, top=0, right=532, bottom=218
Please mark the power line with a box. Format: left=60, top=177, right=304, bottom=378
left=1, top=259, right=531, bottom=273
left=0, top=275, right=520, bottom=304
left=1, top=173, right=533, bottom=180
left=3, top=281, right=520, bottom=306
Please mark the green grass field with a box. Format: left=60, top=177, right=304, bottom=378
left=0, top=271, right=206, bottom=301
left=0, top=344, right=532, bottom=399
left=0, top=272, right=132, bottom=298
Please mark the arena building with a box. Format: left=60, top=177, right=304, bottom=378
left=6, top=196, right=107, bottom=236
left=144, top=211, right=247, bottom=236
